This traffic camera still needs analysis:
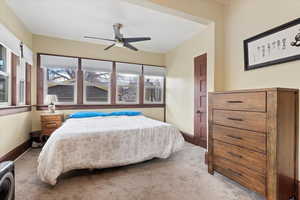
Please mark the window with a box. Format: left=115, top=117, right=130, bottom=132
left=116, top=63, right=141, bottom=104
left=41, top=55, right=77, bottom=104
left=143, top=66, right=165, bottom=104
left=37, top=54, right=166, bottom=109
left=144, top=76, right=164, bottom=104
left=82, top=59, right=112, bottom=104
left=17, top=59, right=26, bottom=104
left=0, top=44, right=9, bottom=105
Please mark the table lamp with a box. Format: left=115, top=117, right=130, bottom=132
left=46, top=95, right=58, bottom=113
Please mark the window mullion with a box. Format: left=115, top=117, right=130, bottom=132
left=77, top=58, right=83, bottom=105
left=111, top=61, right=116, bottom=105
left=163, top=76, right=166, bottom=104
left=139, top=65, right=144, bottom=105
left=25, top=63, right=31, bottom=105
left=37, top=54, right=44, bottom=105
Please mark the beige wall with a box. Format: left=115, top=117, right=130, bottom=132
left=165, top=24, right=215, bottom=135
left=223, top=0, right=300, bottom=90
left=31, top=34, right=165, bottom=105
left=0, top=0, right=33, bottom=158
left=0, top=0, right=32, bottom=48
left=0, top=112, right=32, bottom=157
left=149, top=0, right=225, bottom=91
left=31, top=35, right=166, bottom=131
left=222, top=0, right=300, bottom=179
left=145, top=0, right=224, bottom=135
left=0, top=0, right=225, bottom=142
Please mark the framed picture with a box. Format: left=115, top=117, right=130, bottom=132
left=244, top=18, right=300, bottom=71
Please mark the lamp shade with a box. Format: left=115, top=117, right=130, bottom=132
left=45, top=95, right=58, bottom=104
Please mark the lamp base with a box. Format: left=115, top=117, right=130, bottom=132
left=48, top=104, right=56, bottom=113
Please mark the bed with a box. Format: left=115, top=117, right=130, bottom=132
left=37, top=115, right=185, bottom=185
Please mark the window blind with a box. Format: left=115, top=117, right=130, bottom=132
left=0, top=24, right=20, bottom=56
left=23, top=44, right=33, bottom=65
left=143, top=65, right=166, bottom=76
left=0, top=24, right=33, bottom=65
left=82, top=59, right=112, bottom=72
left=116, top=62, right=142, bottom=75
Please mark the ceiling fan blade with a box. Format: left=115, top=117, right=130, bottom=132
left=124, top=43, right=138, bottom=51
left=123, top=37, right=151, bottom=43
left=84, top=36, right=116, bottom=42
left=104, top=43, right=116, bottom=50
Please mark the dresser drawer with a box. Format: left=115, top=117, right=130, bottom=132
left=214, top=156, right=266, bottom=195
left=42, top=121, right=62, bottom=129
left=213, top=92, right=266, bottom=112
left=213, top=110, right=267, bottom=133
left=213, top=125, right=266, bottom=153
left=213, top=140, right=266, bottom=174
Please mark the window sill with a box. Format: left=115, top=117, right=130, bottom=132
left=35, top=104, right=165, bottom=110
left=0, top=105, right=32, bottom=116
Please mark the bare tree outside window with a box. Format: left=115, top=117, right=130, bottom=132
left=47, top=68, right=76, bottom=103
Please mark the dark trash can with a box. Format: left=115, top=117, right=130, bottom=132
left=30, top=131, right=43, bottom=148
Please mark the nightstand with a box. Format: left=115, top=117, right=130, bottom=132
left=40, top=112, right=64, bottom=137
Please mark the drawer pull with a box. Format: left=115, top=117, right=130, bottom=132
left=228, top=152, right=243, bottom=159
left=227, top=168, right=242, bottom=177
left=227, top=100, right=243, bottom=104
left=227, top=135, right=243, bottom=140
left=227, top=117, right=243, bottom=121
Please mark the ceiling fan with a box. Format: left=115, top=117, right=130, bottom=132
left=84, top=23, right=151, bottom=51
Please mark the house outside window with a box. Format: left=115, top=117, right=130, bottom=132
left=41, top=55, right=77, bottom=104
left=116, top=63, right=141, bottom=104
left=82, top=59, right=112, bottom=104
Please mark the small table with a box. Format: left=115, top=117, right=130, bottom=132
left=40, top=112, right=64, bottom=140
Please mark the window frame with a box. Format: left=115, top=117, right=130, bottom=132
left=0, top=43, right=31, bottom=116
left=36, top=53, right=166, bottom=110
left=17, top=58, right=26, bottom=105
left=0, top=44, right=11, bottom=107
left=116, top=73, right=140, bottom=104
left=43, top=67, right=78, bottom=105
left=143, top=75, right=165, bottom=104
left=83, top=70, right=112, bottom=105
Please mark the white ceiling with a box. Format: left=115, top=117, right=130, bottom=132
left=6, top=0, right=206, bottom=53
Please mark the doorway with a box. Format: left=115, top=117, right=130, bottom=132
left=194, top=53, right=207, bottom=149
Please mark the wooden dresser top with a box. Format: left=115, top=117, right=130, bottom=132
left=210, top=87, right=298, bottom=94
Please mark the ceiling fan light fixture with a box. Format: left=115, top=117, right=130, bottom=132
left=115, top=41, right=124, bottom=48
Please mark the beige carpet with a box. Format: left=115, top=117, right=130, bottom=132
left=15, top=143, right=264, bottom=200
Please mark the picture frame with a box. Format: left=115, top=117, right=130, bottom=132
left=244, top=18, right=300, bottom=71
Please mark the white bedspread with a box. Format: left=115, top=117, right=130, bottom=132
left=37, top=115, right=185, bottom=185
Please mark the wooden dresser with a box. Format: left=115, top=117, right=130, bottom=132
left=41, top=112, right=64, bottom=136
left=208, top=88, right=298, bottom=200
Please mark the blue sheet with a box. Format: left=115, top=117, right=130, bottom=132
left=69, top=111, right=142, bottom=118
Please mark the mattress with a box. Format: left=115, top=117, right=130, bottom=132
left=37, top=115, right=185, bottom=185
